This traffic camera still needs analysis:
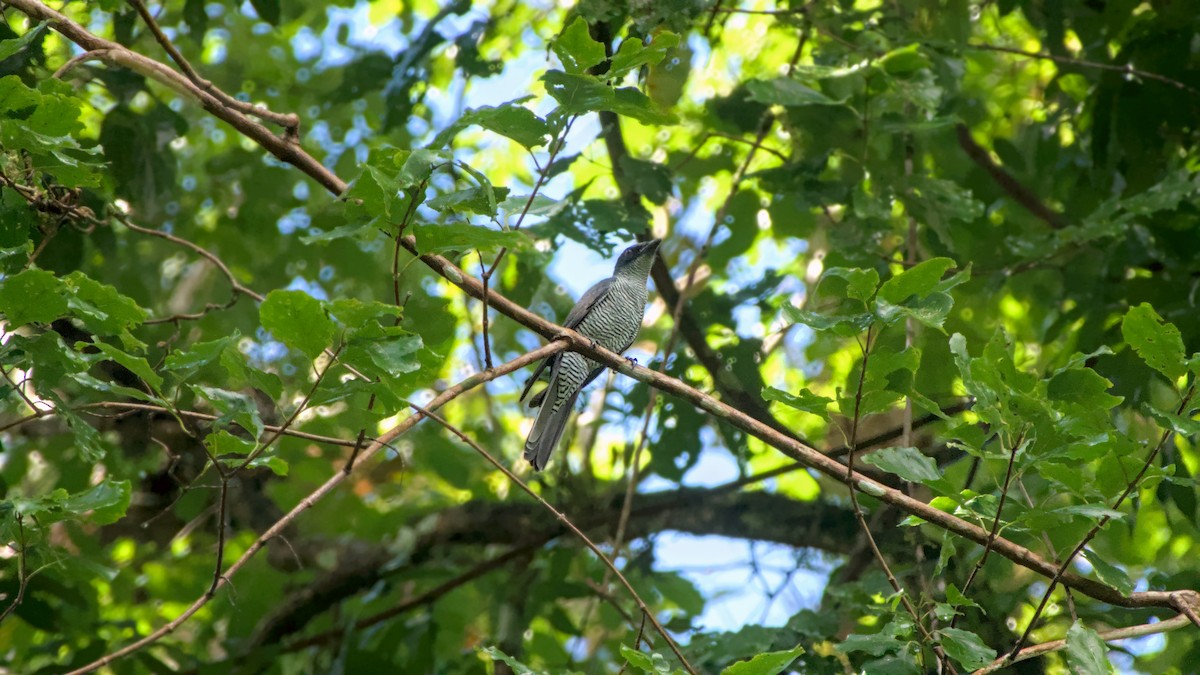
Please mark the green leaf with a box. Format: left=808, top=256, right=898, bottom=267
left=0, top=187, right=34, bottom=247
left=247, top=455, right=289, bottom=476
left=618, top=156, right=673, bottom=205
left=861, top=446, right=941, bottom=484
left=875, top=292, right=954, bottom=330
left=432, top=101, right=551, bottom=149
left=552, top=17, right=606, bottom=75
left=164, top=334, right=239, bottom=373
left=60, top=479, right=131, bottom=525
left=782, top=305, right=874, bottom=336
left=88, top=342, right=163, bottom=393
left=619, top=645, right=674, bottom=674
left=427, top=186, right=511, bottom=216
left=0, top=21, right=49, bottom=64
left=206, top=429, right=256, bottom=457
left=937, top=627, right=996, bottom=671
left=1065, top=621, right=1114, bottom=675
left=359, top=331, right=423, bottom=375
left=879, top=44, right=930, bottom=76
left=878, top=257, right=956, bottom=303
left=0, top=268, right=65, bottom=325
left=1122, top=303, right=1186, bottom=382
left=542, top=70, right=677, bottom=125
left=349, top=164, right=402, bottom=217
left=610, top=32, right=681, bottom=77
left=721, top=646, right=804, bottom=675
left=328, top=298, right=402, bottom=329
left=220, top=347, right=284, bottom=400
left=259, top=289, right=335, bottom=360
left=193, top=386, right=264, bottom=439
left=762, top=386, right=833, bottom=418
left=837, top=631, right=902, bottom=657
left=1081, top=549, right=1134, bottom=595
left=945, top=583, right=982, bottom=610
left=248, top=0, right=280, bottom=24
left=62, top=272, right=148, bottom=341
left=821, top=266, right=879, bottom=301
left=398, top=148, right=452, bottom=186
left=0, top=75, right=41, bottom=115
left=56, top=403, right=106, bottom=461
left=746, top=77, right=843, bottom=107
left=411, top=223, right=529, bottom=253
left=1047, top=368, right=1122, bottom=409
left=478, top=646, right=543, bottom=675
left=70, top=371, right=159, bottom=404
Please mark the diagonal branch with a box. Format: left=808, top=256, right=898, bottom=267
left=16, top=3, right=1196, bottom=653
left=125, top=0, right=300, bottom=135
left=974, top=613, right=1195, bottom=674
left=64, top=343, right=564, bottom=675
left=955, top=124, right=1068, bottom=230
left=2, top=0, right=343, bottom=195
left=411, top=403, right=697, bottom=675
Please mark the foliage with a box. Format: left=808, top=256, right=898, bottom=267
left=1, top=0, right=1199, bottom=673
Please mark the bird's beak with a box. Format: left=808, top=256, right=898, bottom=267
left=637, top=239, right=662, bottom=257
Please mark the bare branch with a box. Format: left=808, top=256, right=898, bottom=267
left=4, top=0, right=343, bottom=194
left=65, top=343, right=563, bottom=674
left=954, top=124, right=1068, bottom=230
left=13, top=7, right=1193, bottom=663
left=126, top=0, right=300, bottom=135
left=974, top=613, right=1195, bottom=674
left=410, top=402, right=698, bottom=675
left=966, top=42, right=1200, bottom=95
left=1010, top=381, right=1198, bottom=660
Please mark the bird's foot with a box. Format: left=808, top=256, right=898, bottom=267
left=589, top=338, right=599, bottom=351
left=624, top=355, right=638, bottom=367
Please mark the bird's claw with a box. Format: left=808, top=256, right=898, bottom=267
left=624, top=356, right=638, bottom=367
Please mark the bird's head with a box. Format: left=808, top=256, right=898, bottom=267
left=613, top=238, right=661, bottom=278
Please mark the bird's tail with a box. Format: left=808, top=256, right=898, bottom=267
left=523, top=390, right=578, bottom=471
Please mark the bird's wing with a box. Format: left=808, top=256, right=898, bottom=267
left=520, top=277, right=613, bottom=404
left=563, top=277, right=613, bottom=329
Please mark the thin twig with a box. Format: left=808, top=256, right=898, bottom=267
left=283, top=544, right=538, bottom=652
left=0, top=363, right=44, bottom=413
left=126, top=0, right=301, bottom=135
left=476, top=116, right=577, bottom=371
left=951, top=428, right=1026, bottom=629
left=233, top=342, right=345, bottom=473
left=78, top=401, right=362, bottom=447
left=843, top=324, right=954, bottom=672
left=0, top=514, right=40, bottom=624
left=14, top=6, right=1195, bottom=667
left=477, top=251, right=493, bottom=369
left=65, top=343, right=565, bottom=674
left=52, top=48, right=109, bottom=78
left=954, top=124, right=1068, bottom=230
left=410, top=403, right=698, bottom=675
left=1009, top=381, right=1197, bottom=660
left=973, top=613, right=1194, bottom=674
left=966, top=42, right=1200, bottom=94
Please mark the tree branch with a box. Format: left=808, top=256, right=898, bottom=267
left=411, top=403, right=697, bottom=675
left=955, top=123, right=1068, bottom=230
left=64, top=343, right=564, bottom=674
left=14, top=8, right=1195, bottom=668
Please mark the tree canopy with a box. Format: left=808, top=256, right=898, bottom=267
left=1, top=0, right=1199, bottom=673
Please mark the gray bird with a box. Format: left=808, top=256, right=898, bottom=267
left=521, top=239, right=662, bottom=470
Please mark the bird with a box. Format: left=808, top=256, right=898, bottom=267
left=520, top=238, right=662, bottom=471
